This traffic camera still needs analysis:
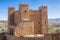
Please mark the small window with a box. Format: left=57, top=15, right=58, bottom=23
left=25, top=10, right=27, bottom=13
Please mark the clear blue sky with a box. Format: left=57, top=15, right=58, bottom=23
left=0, top=0, right=60, bottom=20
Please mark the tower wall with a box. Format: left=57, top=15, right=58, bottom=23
left=39, top=6, right=48, bottom=34
left=19, top=4, right=28, bottom=10
left=19, top=4, right=30, bottom=21
left=29, top=10, right=41, bottom=34
left=14, top=11, right=21, bottom=26
left=8, top=7, right=15, bottom=25
left=8, top=7, right=15, bottom=35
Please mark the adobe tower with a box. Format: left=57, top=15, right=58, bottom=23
left=8, top=3, right=48, bottom=37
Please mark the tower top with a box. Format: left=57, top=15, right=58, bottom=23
left=19, top=3, right=28, bottom=7
left=19, top=3, right=28, bottom=10
left=39, top=6, right=47, bottom=9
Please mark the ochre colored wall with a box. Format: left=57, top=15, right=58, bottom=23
left=8, top=4, right=48, bottom=36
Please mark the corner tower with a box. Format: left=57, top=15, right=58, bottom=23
left=8, top=7, right=15, bottom=35
left=8, top=7, right=15, bottom=25
left=39, top=6, right=48, bottom=34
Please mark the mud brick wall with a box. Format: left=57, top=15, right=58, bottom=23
left=44, top=32, right=60, bottom=40
left=8, top=4, right=48, bottom=35
left=0, top=32, right=60, bottom=40
left=0, top=33, right=6, bottom=40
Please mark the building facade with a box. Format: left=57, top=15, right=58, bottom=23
left=8, top=4, right=48, bottom=37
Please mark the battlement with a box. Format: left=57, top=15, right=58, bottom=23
left=19, top=3, right=28, bottom=10
left=8, top=7, right=15, bottom=14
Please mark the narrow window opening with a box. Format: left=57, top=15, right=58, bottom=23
left=25, top=10, right=27, bottom=13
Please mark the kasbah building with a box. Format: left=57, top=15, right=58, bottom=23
left=8, top=3, right=48, bottom=37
